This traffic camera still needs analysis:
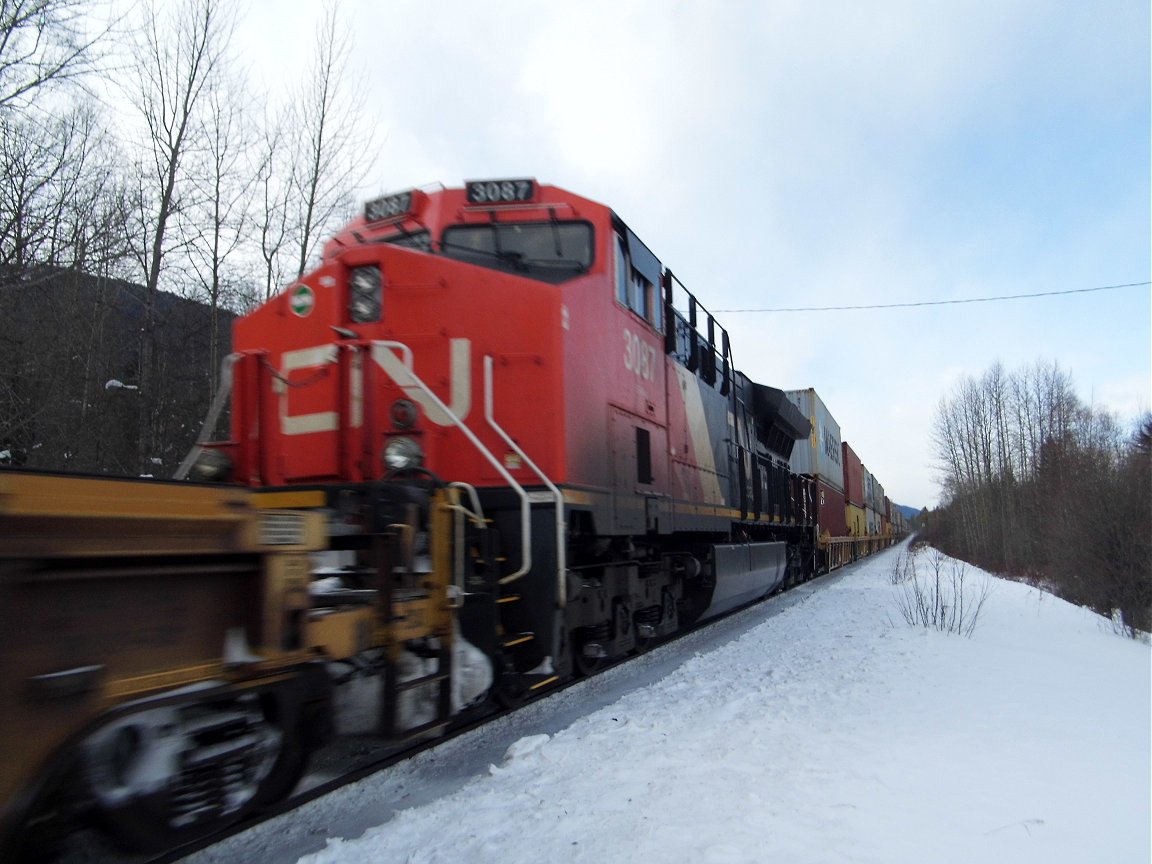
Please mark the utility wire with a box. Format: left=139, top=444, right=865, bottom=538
left=713, top=281, right=1150, bottom=313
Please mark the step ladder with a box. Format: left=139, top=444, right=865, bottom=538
left=375, top=493, right=456, bottom=741
left=494, top=590, right=560, bottom=700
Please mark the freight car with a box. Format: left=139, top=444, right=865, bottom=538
left=0, top=472, right=333, bottom=859
left=3, top=178, right=902, bottom=858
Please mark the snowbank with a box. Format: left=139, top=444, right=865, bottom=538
left=223, top=544, right=1152, bottom=863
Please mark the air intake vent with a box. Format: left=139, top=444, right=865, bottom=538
left=260, top=513, right=306, bottom=546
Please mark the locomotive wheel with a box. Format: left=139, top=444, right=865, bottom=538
left=573, top=636, right=607, bottom=676
left=573, top=620, right=613, bottom=677
left=632, top=633, right=657, bottom=655
left=495, top=676, right=528, bottom=708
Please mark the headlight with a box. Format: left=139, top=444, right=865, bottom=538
left=348, top=265, right=381, bottom=323
left=383, top=436, right=424, bottom=471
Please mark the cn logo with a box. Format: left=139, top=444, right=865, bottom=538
left=371, top=340, right=471, bottom=426
left=279, top=339, right=472, bottom=435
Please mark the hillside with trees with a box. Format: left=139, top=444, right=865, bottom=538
left=921, top=359, right=1151, bottom=635
left=0, top=267, right=230, bottom=473
left=0, top=0, right=371, bottom=475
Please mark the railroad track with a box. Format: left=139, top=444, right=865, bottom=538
left=40, top=561, right=864, bottom=864
left=177, top=567, right=851, bottom=864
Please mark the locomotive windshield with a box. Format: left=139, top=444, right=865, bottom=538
left=380, top=229, right=432, bottom=252
left=441, top=221, right=593, bottom=284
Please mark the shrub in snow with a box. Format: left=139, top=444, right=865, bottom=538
left=891, top=548, right=991, bottom=637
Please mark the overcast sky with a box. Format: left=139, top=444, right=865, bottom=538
left=243, top=0, right=1149, bottom=509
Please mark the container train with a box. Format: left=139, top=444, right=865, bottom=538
left=1, top=179, right=904, bottom=859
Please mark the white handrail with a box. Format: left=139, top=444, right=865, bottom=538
left=371, top=341, right=533, bottom=583
left=447, top=481, right=486, bottom=594
left=482, top=357, right=568, bottom=606
left=174, top=354, right=237, bottom=480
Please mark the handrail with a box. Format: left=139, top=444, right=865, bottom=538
left=662, top=270, right=732, bottom=394
left=173, top=354, right=237, bottom=480
left=482, top=357, right=567, bottom=606
left=447, top=481, right=486, bottom=596
left=370, top=341, right=534, bottom=582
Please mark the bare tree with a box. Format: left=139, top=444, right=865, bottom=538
left=122, top=0, right=234, bottom=470
left=253, top=109, right=292, bottom=302
left=186, top=65, right=256, bottom=392
left=0, top=0, right=106, bottom=110
left=0, top=111, right=71, bottom=267
left=250, top=3, right=371, bottom=299
left=288, top=1, right=368, bottom=280
left=927, top=359, right=1149, bottom=635
left=0, top=0, right=137, bottom=474
left=0, top=106, right=130, bottom=271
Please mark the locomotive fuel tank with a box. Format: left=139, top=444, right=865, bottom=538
left=699, top=541, right=789, bottom=620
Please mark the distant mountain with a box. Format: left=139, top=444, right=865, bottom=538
left=895, top=504, right=921, bottom=521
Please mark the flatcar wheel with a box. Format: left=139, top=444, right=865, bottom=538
left=83, top=699, right=287, bottom=853
left=6, top=759, right=86, bottom=864
left=99, top=800, right=232, bottom=854
left=248, top=727, right=307, bottom=810
left=104, top=728, right=307, bottom=852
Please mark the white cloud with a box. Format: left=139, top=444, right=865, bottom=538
left=238, top=0, right=1149, bottom=509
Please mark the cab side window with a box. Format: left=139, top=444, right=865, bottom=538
left=615, top=231, right=662, bottom=332
left=615, top=234, right=630, bottom=307
left=632, top=268, right=653, bottom=324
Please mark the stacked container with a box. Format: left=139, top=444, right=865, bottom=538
left=862, top=471, right=878, bottom=535
left=841, top=441, right=865, bottom=536
left=786, top=388, right=846, bottom=537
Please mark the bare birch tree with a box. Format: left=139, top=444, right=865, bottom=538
left=123, top=0, right=235, bottom=469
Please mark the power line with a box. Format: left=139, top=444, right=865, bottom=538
left=713, top=281, right=1150, bottom=313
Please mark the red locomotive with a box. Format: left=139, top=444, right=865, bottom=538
left=197, top=178, right=821, bottom=705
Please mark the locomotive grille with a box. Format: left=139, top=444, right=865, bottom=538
left=260, top=512, right=307, bottom=546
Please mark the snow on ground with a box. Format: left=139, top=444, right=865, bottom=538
left=201, top=542, right=1152, bottom=863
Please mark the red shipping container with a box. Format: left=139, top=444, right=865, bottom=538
left=841, top=441, right=865, bottom=507
left=815, top=477, right=847, bottom=538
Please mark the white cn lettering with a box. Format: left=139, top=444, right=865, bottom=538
left=279, top=340, right=472, bottom=436
left=372, top=338, right=472, bottom=425
left=280, top=345, right=340, bottom=435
